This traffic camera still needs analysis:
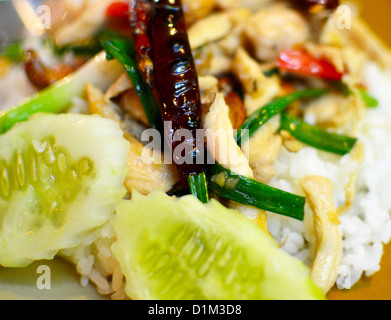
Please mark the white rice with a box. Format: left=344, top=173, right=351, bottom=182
left=268, top=62, right=391, bottom=290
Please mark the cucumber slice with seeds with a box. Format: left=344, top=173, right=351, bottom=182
left=0, top=113, right=129, bottom=267
left=112, top=191, right=325, bottom=300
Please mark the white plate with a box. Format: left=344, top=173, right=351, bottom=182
left=0, top=259, right=106, bottom=300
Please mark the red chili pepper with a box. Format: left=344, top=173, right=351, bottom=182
left=150, top=0, right=207, bottom=180
left=106, top=2, right=129, bottom=18
left=129, top=0, right=154, bottom=88
left=276, top=49, right=343, bottom=81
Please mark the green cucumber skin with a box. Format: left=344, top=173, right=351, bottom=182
left=112, top=191, right=325, bottom=300
left=0, top=113, right=129, bottom=267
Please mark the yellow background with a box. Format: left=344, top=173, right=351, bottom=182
left=327, top=0, right=391, bottom=300
left=360, top=0, right=391, bottom=46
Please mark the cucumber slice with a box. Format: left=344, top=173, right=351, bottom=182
left=112, top=191, right=325, bottom=300
left=0, top=113, right=129, bottom=267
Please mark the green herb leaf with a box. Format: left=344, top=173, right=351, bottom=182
left=2, top=41, right=25, bottom=63
left=207, top=164, right=305, bottom=221
left=280, top=112, right=358, bottom=156
left=0, top=52, right=123, bottom=134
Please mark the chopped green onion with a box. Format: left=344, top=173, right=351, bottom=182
left=280, top=112, right=358, bottom=156
left=101, top=39, right=163, bottom=131
left=52, top=29, right=128, bottom=58
left=207, top=164, right=305, bottom=221
left=236, top=88, right=329, bottom=146
left=188, top=172, right=209, bottom=203
left=2, top=41, right=25, bottom=63
left=263, top=67, right=280, bottom=78
left=359, top=88, right=378, bottom=108
left=54, top=40, right=103, bottom=58
left=0, top=52, right=123, bottom=134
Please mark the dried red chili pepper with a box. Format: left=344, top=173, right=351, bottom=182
left=150, top=0, right=207, bottom=180
left=129, top=0, right=154, bottom=88
left=294, top=0, right=339, bottom=12
left=106, top=2, right=131, bottom=34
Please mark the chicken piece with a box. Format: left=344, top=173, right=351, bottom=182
left=241, top=115, right=282, bottom=184
left=304, top=92, right=364, bottom=135
left=232, top=47, right=281, bottom=116
left=203, top=92, right=268, bottom=232
left=86, top=82, right=146, bottom=141
left=321, top=9, right=391, bottom=71
left=280, top=129, right=304, bottom=153
left=188, top=12, right=232, bottom=50
left=86, top=82, right=122, bottom=121
left=88, top=84, right=180, bottom=195
left=203, top=92, right=253, bottom=177
left=125, top=137, right=181, bottom=195
left=190, top=8, right=251, bottom=76
left=243, top=4, right=310, bottom=62
left=118, top=89, right=149, bottom=127
left=198, top=75, right=219, bottom=110
left=104, top=73, right=132, bottom=101
left=193, top=43, right=233, bottom=76
left=199, top=75, right=219, bottom=93
left=300, top=176, right=342, bottom=294
left=188, top=8, right=251, bottom=50
left=102, top=73, right=149, bottom=127
left=43, top=0, right=81, bottom=34
left=55, top=0, right=126, bottom=46
left=182, top=0, right=216, bottom=26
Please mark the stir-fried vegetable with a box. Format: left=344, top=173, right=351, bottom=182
left=101, top=39, right=162, bottom=130
left=208, top=164, right=306, bottom=220
left=359, top=88, right=379, bottom=108
left=277, top=49, right=343, bottom=81
left=1, top=41, right=25, bottom=63
left=280, top=112, right=358, bottom=155
left=0, top=52, right=123, bottom=134
left=236, top=88, right=329, bottom=146
left=299, top=176, right=342, bottom=294
left=188, top=172, right=209, bottom=204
